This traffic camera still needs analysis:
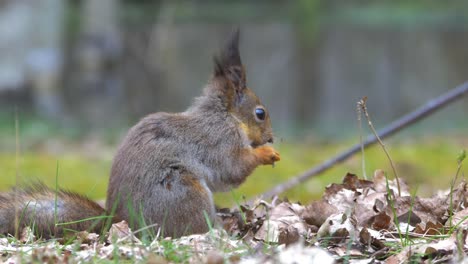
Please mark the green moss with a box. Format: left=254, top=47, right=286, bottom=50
left=0, top=138, right=465, bottom=208
left=0, top=153, right=110, bottom=200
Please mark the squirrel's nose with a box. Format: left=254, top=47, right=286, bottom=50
left=267, top=138, right=274, bottom=144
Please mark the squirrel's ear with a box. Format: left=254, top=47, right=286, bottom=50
left=213, top=28, right=246, bottom=92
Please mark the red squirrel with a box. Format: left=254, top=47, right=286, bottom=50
left=0, top=29, right=280, bottom=238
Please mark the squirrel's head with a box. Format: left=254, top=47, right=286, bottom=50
left=209, top=29, right=274, bottom=147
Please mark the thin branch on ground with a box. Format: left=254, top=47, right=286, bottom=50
left=257, top=81, right=468, bottom=200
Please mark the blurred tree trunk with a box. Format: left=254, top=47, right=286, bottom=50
left=0, top=0, right=64, bottom=116
left=0, top=1, right=30, bottom=92
left=28, top=0, right=65, bottom=117
left=62, top=0, right=123, bottom=129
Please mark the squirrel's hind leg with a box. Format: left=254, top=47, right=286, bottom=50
left=138, top=168, right=216, bottom=238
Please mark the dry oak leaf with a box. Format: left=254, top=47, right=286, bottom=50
left=221, top=200, right=279, bottom=240
left=107, top=220, right=141, bottom=244
left=254, top=202, right=309, bottom=244
left=19, top=226, right=36, bottom=243
left=373, top=169, right=410, bottom=196
left=324, top=188, right=356, bottom=213
left=396, top=210, right=422, bottom=226
left=414, top=221, right=445, bottom=235
left=359, top=227, right=386, bottom=250
left=217, top=207, right=246, bottom=236
left=368, top=211, right=392, bottom=231
left=323, top=173, right=372, bottom=201
left=447, top=207, right=468, bottom=229
left=354, top=191, right=388, bottom=226
left=76, top=231, right=100, bottom=244
left=317, top=213, right=358, bottom=241
left=342, top=172, right=374, bottom=190
left=278, top=225, right=301, bottom=246
left=301, top=200, right=339, bottom=227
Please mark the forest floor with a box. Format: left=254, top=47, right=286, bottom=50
left=0, top=171, right=467, bottom=263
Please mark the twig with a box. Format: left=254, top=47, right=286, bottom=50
left=448, top=150, right=466, bottom=228
left=357, top=100, right=367, bottom=180
left=258, top=81, right=468, bottom=200
left=358, top=97, right=401, bottom=196
left=14, top=108, right=20, bottom=238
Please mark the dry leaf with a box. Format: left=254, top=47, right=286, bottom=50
left=205, top=250, right=224, bottom=264
left=317, top=213, right=358, bottom=241
left=369, top=211, right=392, bottom=231
left=254, top=202, right=308, bottom=244
left=20, top=226, right=35, bottom=243
left=301, top=200, right=338, bottom=227
left=342, top=172, right=374, bottom=190
left=107, top=220, right=140, bottom=244
left=396, top=211, right=421, bottom=226
left=359, top=227, right=386, bottom=250
left=76, top=231, right=99, bottom=244
left=447, top=207, right=468, bottom=229
left=414, top=221, right=444, bottom=235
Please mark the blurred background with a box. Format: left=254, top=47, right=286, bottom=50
left=0, top=0, right=467, bottom=205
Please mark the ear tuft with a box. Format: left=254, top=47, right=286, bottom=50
left=214, top=28, right=242, bottom=76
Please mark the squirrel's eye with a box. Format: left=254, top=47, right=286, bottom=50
left=255, top=107, right=266, bottom=121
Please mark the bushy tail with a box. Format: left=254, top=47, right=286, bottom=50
left=0, top=183, right=115, bottom=238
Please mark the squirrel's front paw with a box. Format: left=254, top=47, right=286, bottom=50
left=254, top=145, right=281, bottom=165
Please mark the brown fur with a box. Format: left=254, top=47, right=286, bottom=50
left=0, top=29, right=280, bottom=239
left=106, top=29, right=280, bottom=237
left=0, top=183, right=114, bottom=238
